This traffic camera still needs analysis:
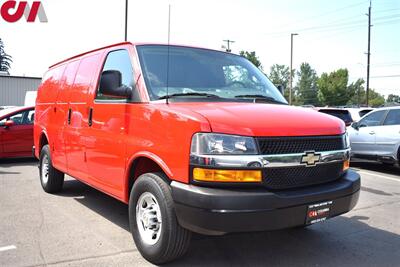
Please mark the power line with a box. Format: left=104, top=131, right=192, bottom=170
left=374, top=7, right=400, bottom=13
left=370, top=74, right=400, bottom=78
left=264, top=12, right=400, bottom=39
left=277, top=1, right=368, bottom=29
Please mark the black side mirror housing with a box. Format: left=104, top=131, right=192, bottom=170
left=277, top=85, right=284, bottom=95
left=351, top=122, right=359, bottom=130
left=99, top=70, right=132, bottom=98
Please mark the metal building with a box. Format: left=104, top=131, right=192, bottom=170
left=0, top=74, right=41, bottom=106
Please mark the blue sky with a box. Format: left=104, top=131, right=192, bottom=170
left=2, top=0, right=399, bottom=96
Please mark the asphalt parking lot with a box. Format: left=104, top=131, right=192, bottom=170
left=0, top=159, right=399, bottom=267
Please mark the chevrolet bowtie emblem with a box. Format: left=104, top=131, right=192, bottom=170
left=301, top=152, right=321, bottom=166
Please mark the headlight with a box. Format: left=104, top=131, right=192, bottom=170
left=190, top=133, right=258, bottom=155
left=344, top=131, right=350, bottom=149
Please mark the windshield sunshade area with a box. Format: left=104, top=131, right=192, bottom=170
left=136, top=45, right=287, bottom=104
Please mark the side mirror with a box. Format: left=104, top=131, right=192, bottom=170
left=351, top=122, right=359, bottom=130
left=277, top=85, right=284, bottom=95
left=3, top=120, right=15, bottom=128
left=99, top=70, right=132, bottom=98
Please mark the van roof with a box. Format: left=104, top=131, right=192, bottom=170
left=49, top=41, right=133, bottom=69
left=48, top=42, right=231, bottom=70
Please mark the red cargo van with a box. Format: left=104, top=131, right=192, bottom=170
left=34, top=42, right=360, bottom=264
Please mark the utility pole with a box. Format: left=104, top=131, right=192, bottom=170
left=124, top=0, right=128, bottom=41
left=223, top=40, right=235, bottom=52
left=289, top=33, right=298, bottom=105
left=366, top=0, right=372, bottom=106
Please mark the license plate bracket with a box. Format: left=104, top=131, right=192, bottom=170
left=306, top=200, right=333, bottom=225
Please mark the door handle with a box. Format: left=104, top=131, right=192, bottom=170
left=67, top=108, right=72, bottom=125
left=369, top=131, right=375, bottom=135
left=88, top=107, right=93, bottom=127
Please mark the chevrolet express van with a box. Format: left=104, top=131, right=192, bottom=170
left=34, top=42, right=360, bottom=264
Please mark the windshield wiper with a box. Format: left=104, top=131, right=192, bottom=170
left=234, top=94, right=287, bottom=104
left=159, top=92, right=220, bottom=100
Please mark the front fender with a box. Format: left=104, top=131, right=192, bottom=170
left=123, top=151, right=173, bottom=202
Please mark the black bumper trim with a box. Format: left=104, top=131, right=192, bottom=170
left=171, top=169, right=361, bottom=235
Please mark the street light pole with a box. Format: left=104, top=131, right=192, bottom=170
left=289, top=33, right=298, bottom=105
left=124, top=0, right=128, bottom=41
left=366, top=0, right=372, bottom=106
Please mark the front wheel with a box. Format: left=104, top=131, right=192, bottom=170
left=129, top=173, right=191, bottom=264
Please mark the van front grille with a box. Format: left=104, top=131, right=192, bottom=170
left=262, top=161, right=343, bottom=189
left=256, top=135, right=345, bottom=155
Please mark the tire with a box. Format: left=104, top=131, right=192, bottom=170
left=39, top=145, right=64, bottom=193
left=129, top=173, right=191, bottom=264
left=398, top=148, right=400, bottom=166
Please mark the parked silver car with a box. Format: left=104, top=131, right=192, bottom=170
left=348, top=107, right=400, bottom=165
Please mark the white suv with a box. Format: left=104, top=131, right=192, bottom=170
left=348, top=107, right=400, bottom=165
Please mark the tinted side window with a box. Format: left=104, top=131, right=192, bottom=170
left=26, top=110, right=35, bottom=124
left=359, top=109, right=372, bottom=118
left=96, top=50, right=133, bottom=100
left=383, top=109, right=400, bottom=126
left=319, top=110, right=353, bottom=123
left=0, top=109, right=34, bottom=125
left=359, top=110, right=386, bottom=127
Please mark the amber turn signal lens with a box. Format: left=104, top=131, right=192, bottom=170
left=193, top=168, right=262, bottom=183
left=343, top=159, right=350, bottom=171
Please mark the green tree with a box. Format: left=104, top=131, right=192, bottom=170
left=317, top=68, right=350, bottom=106
left=268, top=64, right=294, bottom=101
left=239, top=51, right=262, bottom=70
left=0, top=38, right=12, bottom=74
left=347, top=78, right=365, bottom=106
left=368, top=89, right=385, bottom=107
left=348, top=85, right=385, bottom=107
left=296, top=62, right=319, bottom=106
left=387, top=94, right=400, bottom=103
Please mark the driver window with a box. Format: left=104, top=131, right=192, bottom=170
left=358, top=110, right=386, bottom=127
left=96, top=49, right=134, bottom=101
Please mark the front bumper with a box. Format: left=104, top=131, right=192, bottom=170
left=171, top=169, right=360, bottom=235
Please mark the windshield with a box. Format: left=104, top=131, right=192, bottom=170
left=136, top=45, right=287, bottom=104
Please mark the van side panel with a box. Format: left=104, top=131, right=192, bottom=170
left=64, top=53, right=102, bottom=182
left=34, top=65, right=66, bottom=157
left=52, top=60, right=80, bottom=172
left=84, top=47, right=130, bottom=199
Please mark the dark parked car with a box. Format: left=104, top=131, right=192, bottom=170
left=315, top=108, right=373, bottom=126
left=316, top=108, right=353, bottom=126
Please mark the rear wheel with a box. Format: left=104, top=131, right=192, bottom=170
left=398, top=148, right=400, bottom=166
left=129, top=173, right=191, bottom=264
left=39, top=145, right=64, bottom=193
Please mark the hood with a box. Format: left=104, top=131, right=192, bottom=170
left=168, top=102, right=345, bottom=137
